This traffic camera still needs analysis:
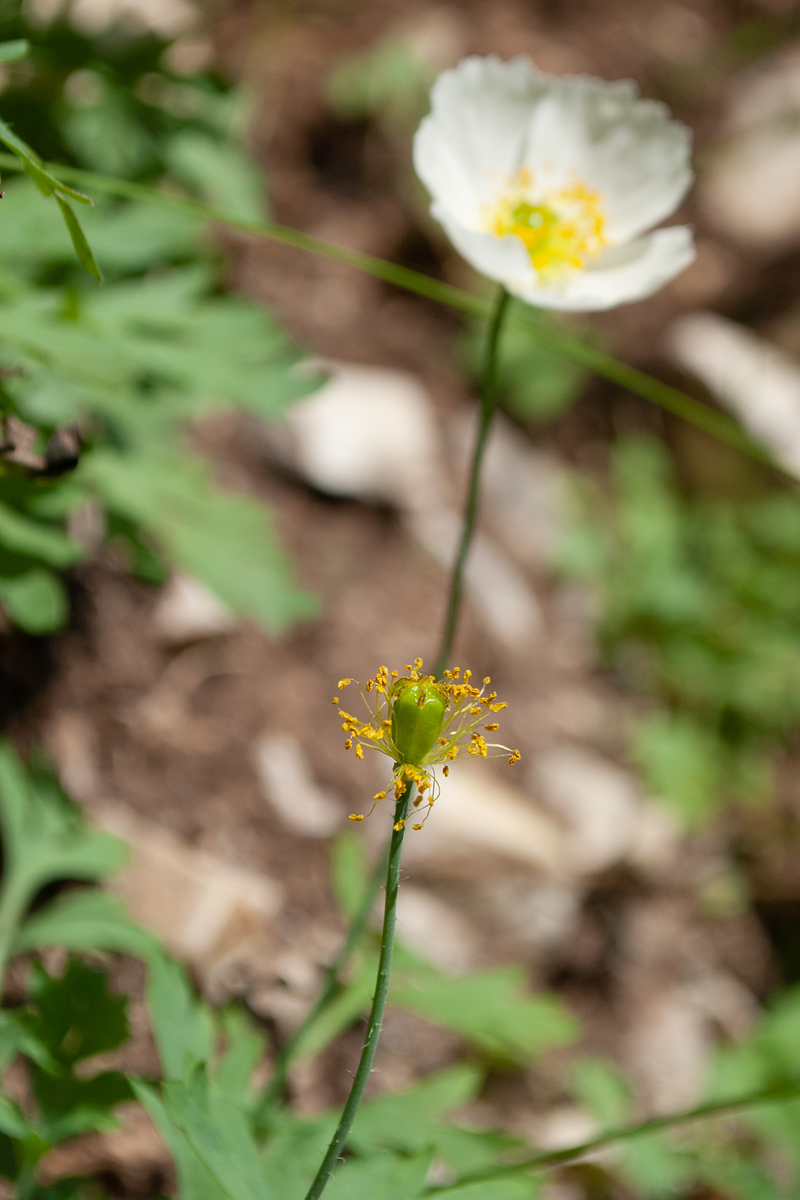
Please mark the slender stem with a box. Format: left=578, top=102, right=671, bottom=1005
left=0, top=152, right=778, bottom=475
left=425, top=1081, right=800, bottom=1192
left=255, top=839, right=390, bottom=1127
left=435, top=286, right=511, bottom=679
left=303, top=784, right=412, bottom=1200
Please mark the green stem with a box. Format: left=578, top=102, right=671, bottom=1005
left=0, top=153, right=780, bottom=477
left=256, top=839, right=390, bottom=1127
left=303, top=784, right=412, bottom=1200
left=435, top=286, right=511, bottom=679
left=426, top=1081, right=800, bottom=1192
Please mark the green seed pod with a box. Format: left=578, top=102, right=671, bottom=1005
left=391, top=680, right=447, bottom=766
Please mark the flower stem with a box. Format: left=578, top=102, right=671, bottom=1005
left=435, top=286, right=512, bottom=679
left=303, top=783, right=412, bottom=1200
left=255, top=839, right=390, bottom=1129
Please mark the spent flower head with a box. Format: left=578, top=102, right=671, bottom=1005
left=333, top=659, right=520, bottom=830
left=413, top=55, right=695, bottom=311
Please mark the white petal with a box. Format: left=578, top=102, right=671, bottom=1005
left=413, top=55, right=550, bottom=226
left=514, top=226, right=695, bottom=311
left=434, top=206, right=533, bottom=286
left=523, top=76, right=692, bottom=243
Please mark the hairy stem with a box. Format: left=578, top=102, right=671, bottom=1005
left=435, top=286, right=511, bottom=679
left=426, top=1081, right=800, bottom=1192
left=303, top=784, right=411, bottom=1200
left=256, top=840, right=390, bottom=1127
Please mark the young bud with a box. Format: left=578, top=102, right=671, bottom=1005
left=390, top=680, right=447, bottom=766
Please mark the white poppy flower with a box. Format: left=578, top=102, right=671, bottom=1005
left=413, top=56, right=695, bottom=311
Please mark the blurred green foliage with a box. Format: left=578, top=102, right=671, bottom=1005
left=0, top=4, right=318, bottom=635
left=460, top=311, right=589, bottom=424
left=327, top=36, right=436, bottom=130
left=560, top=437, right=800, bottom=824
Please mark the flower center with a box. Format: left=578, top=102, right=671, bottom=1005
left=486, top=170, right=607, bottom=279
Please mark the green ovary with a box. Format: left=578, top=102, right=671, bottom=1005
left=391, top=681, right=447, bottom=765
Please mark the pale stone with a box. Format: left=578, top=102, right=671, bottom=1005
left=669, top=312, right=800, bottom=478
left=625, top=987, right=710, bottom=1114
left=254, top=732, right=343, bottom=838
left=152, top=573, right=235, bottom=644
left=408, top=505, right=542, bottom=649
left=402, top=762, right=568, bottom=875
left=700, top=44, right=800, bottom=249
left=96, top=805, right=282, bottom=990
left=534, top=744, right=640, bottom=874
left=283, top=362, right=443, bottom=511
left=395, top=886, right=476, bottom=972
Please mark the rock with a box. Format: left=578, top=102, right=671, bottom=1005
left=533, top=744, right=641, bottom=874
left=669, top=312, right=800, bottom=478
left=408, top=505, right=542, bottom=649
left=476, top=877, right=583, bottom=952
left=700, top=44, right=800, bottom=249
left=96, top=805, right=282, bottom=997
left=48, top=710, right=101, bottom=802
left=395, top=886, right=476, bottom=972
left=152, top=573, right=235, bottom=645
left=624, top=986, right=710, bottom=1114
left=401, top=761, right=567, bottom=876
left=275, top=362, right=443, bottom=512
left=48, top=0, right=196, bottom=36
left=264, top=361, right=542, bottom=649
left=464, top=413, right=569, bottom=569
left=254, top=732, right=344, bottom=837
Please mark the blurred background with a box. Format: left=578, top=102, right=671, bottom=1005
left=4, top=0, right=800, bottom=1193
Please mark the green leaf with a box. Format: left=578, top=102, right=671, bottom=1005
left=323, top=1151, right=432, bottom=1200
left=260, top=1111, right=337, bottom=1200
left=571, top=1058, right=631, bottom=1129
left=165, top=131, right=265, bottom=221
left=0, top=119, right=91, bottom=205
left=0, top=1091, right=30, bottom=1140
left=146, top=953, right=215, bottom=1083
left=0, top=743, right=129, bottom=927
left=27, top=959, right=129, bottom=1066
left=54, top=195, right=101, bottom=283
left=132, top=1079, right=228, bottom=1200
left=0, top=569, right=68, bottom=634
left=0, top=502, right=80, bottom=567
left=391, top=949, right=579, bottom=1064
left=441, top=1182, right=539, bottom=1200
left=0, top=40, right=29, bottom=63
left=161, top=1069, right=270, bottom=1200
left=14, top=888, right=158, bottom=959
left=85, top=448, right=317, bottom=633
left=213, top=1007, right=265, bottom=1103
left=349, top=1063, right=483, bottom=1155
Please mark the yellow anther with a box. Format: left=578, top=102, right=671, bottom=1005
left=412, top=823, right=423, bottom=830
left=394, top=819, right=406, bottom=831
left=355, top=745, right=364, bottom=760
left=374, top=790, right=387, bottom=801
left=344, top=739, right=352, bottom=750
left=485, top=722, right=499, bottom=731
left=332, top=697, right=339, bottom=705
left=509, top=749, right=521, bottom=765
left=338, top=679, right=351, bottom=689
left=443, top=765, right=450, bottom=777
left=483, top=676, right=491, bottom=685
left=349, top=813, right=364, bottom=821
left=366, top=679, right=373, bottom=692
